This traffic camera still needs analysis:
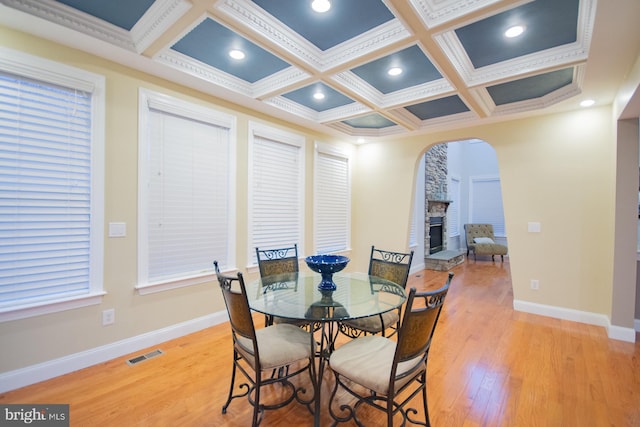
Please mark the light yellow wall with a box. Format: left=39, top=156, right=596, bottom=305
left=0, top=25, right=633, bottom=375
left=352, top=107, right=616, bottom=316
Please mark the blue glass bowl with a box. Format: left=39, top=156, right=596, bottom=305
left=305, top=255, right=350, bottom=291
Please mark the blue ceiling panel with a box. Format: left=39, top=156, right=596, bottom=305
left=351, top=45, right=441, bottom=94
left=487, top=67, right=574, bottom=105
left=57, top=0, right=154, bottom=31
left=282, top=83, right=354, bottom=112
left=456, top=0, right=579, bottom=68
left=251, top=0, right=394, bottom=51
left=342, top=114, right=396, bottom=129
left=405, top=95, right=470, bottom=120
left=172, top=19, right=290, bottom=83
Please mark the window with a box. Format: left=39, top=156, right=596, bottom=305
left=469, top=176, right=505, bottom=236
left=314, top=143, right=350, bottom=253
left=0, top=47, right=105, bottom=321
left=248, top=123, right=304, bottom=265
left=448, top=175, right=461, bottom=237
left=137, top=89, right=236, bottom=294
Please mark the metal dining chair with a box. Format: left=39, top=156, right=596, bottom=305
left=255, top=244, right=312, bottom=328
left=339, top=246, right=414, bottom=338
left=214, top=261, right=314, bottom=426
left=328, top=272, right=453, bottom=426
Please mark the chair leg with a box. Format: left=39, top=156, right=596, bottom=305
left=422, top=374, right=431, bottom=427
left=492, top=255, right=495, bottom=261
left=222, top=354, right=238, bottom=414
left=501, top=255, right=504, bottom=262
left=252, top=378, right=261, bottom=427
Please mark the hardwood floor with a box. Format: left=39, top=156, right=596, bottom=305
left=2, top=258, right=639, bottom=426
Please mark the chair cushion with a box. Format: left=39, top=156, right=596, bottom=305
left=473, top=237, right=494, bottom=244
left=329, top=335, right=424, bottom=395
left=473, top=243, right=508, bottom=255
left=236, top=323, right=312, bottom=370
left=341, top=310, right=399, bottom=334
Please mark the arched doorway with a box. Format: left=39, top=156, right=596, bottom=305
left=411, top=139, right=506, bottom=272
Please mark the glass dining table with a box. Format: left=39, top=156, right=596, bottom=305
left=246, top=271, right=407, bottom=427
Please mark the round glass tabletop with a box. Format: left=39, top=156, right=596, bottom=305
left=246, top=271, right=407, bottom=322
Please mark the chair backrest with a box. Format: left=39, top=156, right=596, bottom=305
left=214, top=261, right=256, bottom=343
left=255, top=244, right=299, bottom=277
left=368, top=246, right=414, bottom=289
left=394, top=272, right=453, bottom=371
left=464, top=224, right=495, bottom=247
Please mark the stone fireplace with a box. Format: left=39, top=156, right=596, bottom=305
left=424, top=144, right=450, bottom=255
left=424, top=144, right=465, bottom=271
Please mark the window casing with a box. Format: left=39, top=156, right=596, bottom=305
left=314, top=143, right=351, bottom=254
left=137, top=89, right=236, bottom=294
left=0, top=47, right=105, bottom=321
left=248, top=122, right=304, bottom=265
left=448, top=175, right=461, bottom=237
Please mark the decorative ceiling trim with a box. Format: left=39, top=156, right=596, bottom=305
left=435, top=31, right=588, bottom=87
left=491, top=83, right=581, bottom=116
left=264, top=95, right=372, bottom=125
left=155, top=49, right=253, bottom=97
left=263, top=96, right=320, bottom=122
left=415, top=110, right=478, bottom=130
left=378, top=79, right=455, bottom=109
left=251, top=67, right=311, bottom=99
left=469, top=65, right=586, bottom=117
left=3, top=0, right=136, bottom=51
left=216, top=0, right=325, bottom=70
left=331, top=71, right=386, bottom=106
left=0, top=0, right=609, bottom=139
left=317, top=20, right=413, bottom=71
left=408, top=0, right=507, bottom=28
left=129, top=0, right=191, bottom=53
left=326, top=121, right=407, bottom=137
left=218, top=1, right=413, bottom=73
left=317, top=103, right=372, bottom=124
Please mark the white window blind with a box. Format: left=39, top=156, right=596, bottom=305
left=448, top=176, right=461, bottom=237
left=248, top=124, right=304, bottom=264
left=469, top=176, right=505, bottom=236
left=138, top=90, right=235, bottom=292
left=315, top=146, right=350, bottom=253
left=0, top=49, right=105, bottom=320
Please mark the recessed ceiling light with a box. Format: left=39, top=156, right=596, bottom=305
left=388, top=67, right=403, bottom=76
left=228, top=49, right=245, bottom=60
left=311, top=0, right=331, bottom=13
left=505, top=25, right=525, bottom=38
left=313, top=92, right=325, bottom=100
left=580, top=99, right=595, bottom=107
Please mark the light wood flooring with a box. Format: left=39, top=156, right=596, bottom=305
left=2, top=258, right=639, bottom=426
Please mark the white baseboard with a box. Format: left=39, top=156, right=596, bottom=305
left=513, top=300, right=636, bottom=343
left=0, top=310, right=228, bottom=393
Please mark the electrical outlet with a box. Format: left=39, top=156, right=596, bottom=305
left=530, top=279, right=539, bottom=290
left=102, top=309, right=115, bottom=326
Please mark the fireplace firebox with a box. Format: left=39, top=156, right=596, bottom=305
left=429, top=216, right=444, bottom=254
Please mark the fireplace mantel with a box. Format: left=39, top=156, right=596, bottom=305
left=427, top=199, right=452, bottom=212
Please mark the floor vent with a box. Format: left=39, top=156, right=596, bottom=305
left=126, top=349, right=164, bottom=366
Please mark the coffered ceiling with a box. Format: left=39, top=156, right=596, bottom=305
left=1, top=0, right=638, bottom=141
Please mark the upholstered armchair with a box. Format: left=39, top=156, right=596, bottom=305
left=464, top=224, right=508, bottom=261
